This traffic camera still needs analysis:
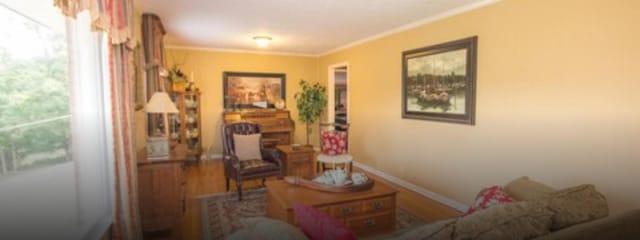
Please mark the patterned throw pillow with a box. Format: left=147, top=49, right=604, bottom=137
left=544, top=184, right=609, bottom=230
left=464, top=185, right=514, bottom=216
left=321, top=130, right=347, bottom=155
left=456, top=201, right=553, bottom=239
left=504, top=176, right=556, bottom=201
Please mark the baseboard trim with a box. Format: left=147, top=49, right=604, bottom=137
left=353, top=161, right=468, bottom=212
left=201, top=153, right=222, bottom=161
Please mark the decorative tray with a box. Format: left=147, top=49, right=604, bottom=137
left=283, top=175, right=374, bottom=193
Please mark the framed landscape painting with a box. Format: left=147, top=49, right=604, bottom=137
left=223, top=72, right=286, bottom=109
left=402, top=36, right=477, bottom=125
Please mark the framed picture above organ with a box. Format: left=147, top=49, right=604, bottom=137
left=223, top=72, right=286, bottom=109
left=402, top=36, right=477, bottom=125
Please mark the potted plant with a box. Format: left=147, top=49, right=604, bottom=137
left=168, top=65, right=187, bottom=92
left=294, top=79, right=327, bottom=146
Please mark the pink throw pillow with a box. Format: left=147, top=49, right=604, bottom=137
left=321, top=130, right=347, bottom=155
left=464, top=185, right=514, bottom=216
left=293, top=203, right=356, bottom=240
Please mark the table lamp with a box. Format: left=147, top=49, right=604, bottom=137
left=146, top=91, right=179, bottom=159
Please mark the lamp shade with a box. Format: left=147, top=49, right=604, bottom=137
left=146, top=92, right=179, bottom=113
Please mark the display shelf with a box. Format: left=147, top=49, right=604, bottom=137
left=170, top=90, right=202, bottom=160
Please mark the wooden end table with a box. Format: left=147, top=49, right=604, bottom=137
left=137, top=144, right=188, bottom=237
left=265, top=180, right=397, bottom=237
left=276, top=145, right=315, bottom=177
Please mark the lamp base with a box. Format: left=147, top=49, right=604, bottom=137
left=147, top=137, right=170, bottom=159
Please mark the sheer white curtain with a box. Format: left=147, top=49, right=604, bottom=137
left=68, top=10, right=114, bottom=240
left=0, top=10, right=113, bottom=240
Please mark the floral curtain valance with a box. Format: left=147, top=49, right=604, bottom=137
left=54, top=0, right=135, bottom=46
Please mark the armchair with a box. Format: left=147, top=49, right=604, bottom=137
left=222, top=122, right=283, bottom=201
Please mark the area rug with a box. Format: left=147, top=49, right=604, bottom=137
left=199, top=188, right=426, bottom=240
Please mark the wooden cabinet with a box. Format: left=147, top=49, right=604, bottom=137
left=137, top=145, right=188, bottom=236
left=345, top=211, right=395, bottom=235
left=223, top=110, right=294, bottom=148
left=171, top=91, right=202, bottom=160
left=329, top=195, right=395, bottom=235
left=276, top=145, right=314, bottom=177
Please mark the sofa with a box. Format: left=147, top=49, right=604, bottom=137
left=376, top=210, right=640, bottom=240
left=376, top=176, right=640, bottom=240
left=227, top=177, right=640, bottom=240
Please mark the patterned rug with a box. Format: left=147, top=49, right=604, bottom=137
left=199, top=188, right=426, bottom=240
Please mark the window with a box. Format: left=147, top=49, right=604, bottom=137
left=0, top=2, right=112, bottom=239
left=0, top=1, right=70, bottom=176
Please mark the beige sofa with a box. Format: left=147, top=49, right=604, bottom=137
left=375, top=177, right=640, bottom=240
left=376, top=210, right=640, bottom=240
left=536, top=210, right=640, bottom=240
left=226, top=177, right=640, bottom=240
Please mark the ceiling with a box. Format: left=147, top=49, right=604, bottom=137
left=136, top=0, right=497, bottom=56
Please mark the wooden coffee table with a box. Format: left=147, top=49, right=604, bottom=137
left=265, top=180, right=397, bottom=237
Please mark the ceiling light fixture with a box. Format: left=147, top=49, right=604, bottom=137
left=253, top=36, right=272, bottom=47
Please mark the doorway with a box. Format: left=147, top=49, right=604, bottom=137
left=328, top=63, right=349, bottom=129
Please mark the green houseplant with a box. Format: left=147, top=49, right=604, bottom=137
left=294, top=79, right=327, bottom=146
left=168, top=65, right=187, bottom=92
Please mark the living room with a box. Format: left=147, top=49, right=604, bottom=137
left=141, top=0, right=640, bottom=238
left=1, top=0, right=639, bottom=239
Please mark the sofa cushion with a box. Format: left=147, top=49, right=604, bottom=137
left=321, top=130, right=347, bottom=155
left=226, top=217, right=308, bottom=240
left=543, top=184, right=609, bottom=230
left=239, top=159, right=279, bottom=175
left=233, top=133, right=262, bottom=161
left=293, top=203, right=356, bottom=240
left=535, top=210, right=640, bottom=240
left=465, top=185, right=514, bottom=216
left=387, top=219, right=456, bottom=240
left=455, top=201, right=553, bottom=240
left=505, top=176, right=556, bottom=201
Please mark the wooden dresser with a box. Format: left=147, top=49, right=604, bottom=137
left=223, top=110, right=294, bottom=148
left=137, top=144, right=188, bottom=237
left=266, top=180, right=397, bottom=237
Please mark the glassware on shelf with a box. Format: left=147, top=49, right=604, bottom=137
left=172, top=90, right=201, bottom=156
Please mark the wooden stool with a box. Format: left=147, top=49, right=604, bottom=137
left=316, top=154, right=353, bottom=173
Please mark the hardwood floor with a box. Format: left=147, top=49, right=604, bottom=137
left=174, top=160, right=461, bottom=240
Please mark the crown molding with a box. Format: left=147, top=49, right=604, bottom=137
left=319, top=0, right=502, bottom=56
left=167, top=0, right=501, bottom=58
left=165, top=45, right=319, bottom=58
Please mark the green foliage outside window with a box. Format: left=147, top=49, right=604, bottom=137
left=0, top=13, right=70, bottom=174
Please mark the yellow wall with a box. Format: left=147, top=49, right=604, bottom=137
left=164, top=49, right=319, bottom=155
left=318, top=0, right=640, bottom=214
left=134, top=0, right=639, bottom=213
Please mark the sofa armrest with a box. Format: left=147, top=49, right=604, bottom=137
left=538, top=210, right=640, bottom=240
